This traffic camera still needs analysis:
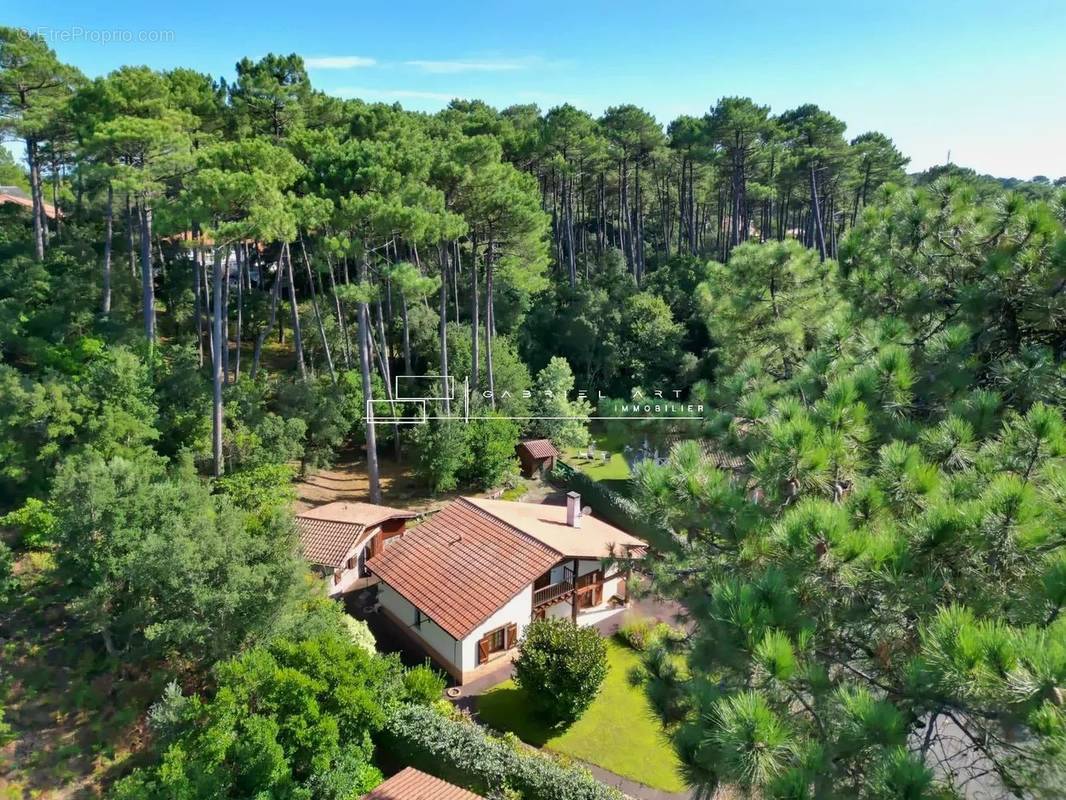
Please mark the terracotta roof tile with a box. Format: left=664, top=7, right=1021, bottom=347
left=517, top=439, right=559, bottom=459
left=364, top=767, right=483, bottom=800
left=296, top=502, right=414, bottom=568
left=367, top=498, right=560, bottom=639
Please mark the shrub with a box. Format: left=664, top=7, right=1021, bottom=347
left=513, top=618, right=608, bottom=724
left=382, top=703, right=621, bottom=800
left=0, top=497, right=57, bottom=549
left=617, top=618, right=685, bottom=652
left=0, top=541, right=14, bottom=604
left=403, top=662, right=446, bottom=705
left=617, top=618, right=653, bottom=650
left=344, top=615, right=377, bottom=653
left=113, top=635, right=400, bottom=799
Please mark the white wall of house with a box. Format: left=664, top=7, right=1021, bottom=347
left=460, top=585, right=534, bottom=670
left=377, top=582, right=463, bottom=671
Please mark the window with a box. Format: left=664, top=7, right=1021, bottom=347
left=489, top=627, right=506, bottom=652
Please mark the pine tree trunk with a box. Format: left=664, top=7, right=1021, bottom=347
left=26, top=138, right=45, bottom=261
left=193, top=239, right=204, bottom=367
left=358, top=252, right=381, bottom=503
left=284, top=242, right=307, bottom=380
left=300, top=236, right=335, bottom=383
left=124, top=194, right=135, bottom=275
left=201, top=253, right=214, bottom=360
left=324, top=250, right=352, bottom=369
left=234, top=244, right=243, bottom=381
left=438, top=242, right=450, bottom=415
left=485, top=240, right=496, bottom=408
left=212, top=248, right=227, bottom=477
left=251, top=259, right=283, bottom=379
left=101, top=182, right=113, bottom=315
left=809, top=163, right=827, bottom=262
left=139, top=203, right=155, bottom=344
left=470, top=236, right=479, bottom=391
left=222, top=248, right=231, bottom=382
left=401, top=292, right=412, bottom=375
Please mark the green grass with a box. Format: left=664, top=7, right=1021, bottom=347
left=477, top=640, right=685, bottom=793
left=562, top=447, right=631, bottom=482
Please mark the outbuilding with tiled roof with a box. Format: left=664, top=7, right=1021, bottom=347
left=515, top=438, right=560, bottom=477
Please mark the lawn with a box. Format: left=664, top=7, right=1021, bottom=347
left=477, top=639, right=686, bottom=793
left=562, top=446, right=631, bottom=482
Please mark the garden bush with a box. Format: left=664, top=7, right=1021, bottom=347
left=617, top=618, right=653, bottom=650
left=403, top=661, right=447, bottom=704
left=513, top=618, right=608, bottom=724
left=617, top=618, right=685, bottom=651
left=382, top=703, right=622, bottom=800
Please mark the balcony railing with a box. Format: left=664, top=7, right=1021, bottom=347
left=532, top=579, right=573, bottom=608
left=533, top=568, right=607, bottom=608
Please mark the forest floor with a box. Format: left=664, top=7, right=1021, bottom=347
left=293, top=451, right=547, bottom=514
left=0, top=553, right=161, bottom=800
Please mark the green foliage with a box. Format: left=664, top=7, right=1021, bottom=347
left=111, top=634, right=405, bottom=799
left=51, top=453, right=307, bottom=665
left=460, top=414, right=520, bottom=489
left=528, top=357, right=591, bottom=448
left=0, top=539, right=15, bottom=605
left=343, top=615, right=377, bottom=653
left=410, top=419, right=469, bottom=494
left=382, top=703, right=622, bottom=800
left=616, top=618, right=682, bottom=652
left=215, top=462, right=298, bottom=515
left=634, top=186, right=1066, bottom=798
left=402, top=662, right=447, bottom=705
left=513, top=618, right=609, bottom=724
left=0, top=497, right=57, bottom=548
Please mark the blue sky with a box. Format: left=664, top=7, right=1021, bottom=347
left=7, top=0, right=1066, bottom=178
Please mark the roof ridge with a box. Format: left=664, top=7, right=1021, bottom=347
left=456, top=497, right=565, bottom=559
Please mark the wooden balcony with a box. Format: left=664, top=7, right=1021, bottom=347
left=532, top=568, right=606, bottom=609
left=533, top=566, right=575, bottom=608
left=532, top=579, right=573, bottom=608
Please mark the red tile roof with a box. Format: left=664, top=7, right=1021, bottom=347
left=0, top=187, right=59, bottom=220
left=296, top=502, right=415, bottom=568
left=363, top=767, right=483, bottom=800
left=367, top=498, right=560, bottom=639
left=516, top=439, right=559, bottom=459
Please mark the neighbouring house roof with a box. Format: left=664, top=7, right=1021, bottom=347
left=295, top=502, right=416, bottom=568
left=363, top=767, right=483, bottom=800
left=516, top=438, right=560, bottom=459
left=464, top=496, right=647, bottom=560
left=0, top=186, right=59, bottom=220
left=367, top=496, right=648, bottom=638
left=367, top=497, right=561, bottom=639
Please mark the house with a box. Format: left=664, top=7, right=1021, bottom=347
left=295, top=502, right=417, bottom=596
left=367, top=492, right=646, bottom=684
left=0, top=186, right=59, bottom=219
left=515, top=438, right=560, bottom=477
left=363, top=767, right=483, bottom=799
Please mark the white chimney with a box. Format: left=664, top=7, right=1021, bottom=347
left=566, top=491, right=582, bottom=528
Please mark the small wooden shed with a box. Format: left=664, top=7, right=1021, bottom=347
left=515, top=439, right=560, bottom=477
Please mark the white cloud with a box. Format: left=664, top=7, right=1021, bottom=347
left=304, top=55, right=377, bottom=69
left=404, top=58, right=534, bottom=74
left=333, top=87, right=462, bottom=103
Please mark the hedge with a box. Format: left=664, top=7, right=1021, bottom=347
left=381, top=704, right=622, bottom=800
